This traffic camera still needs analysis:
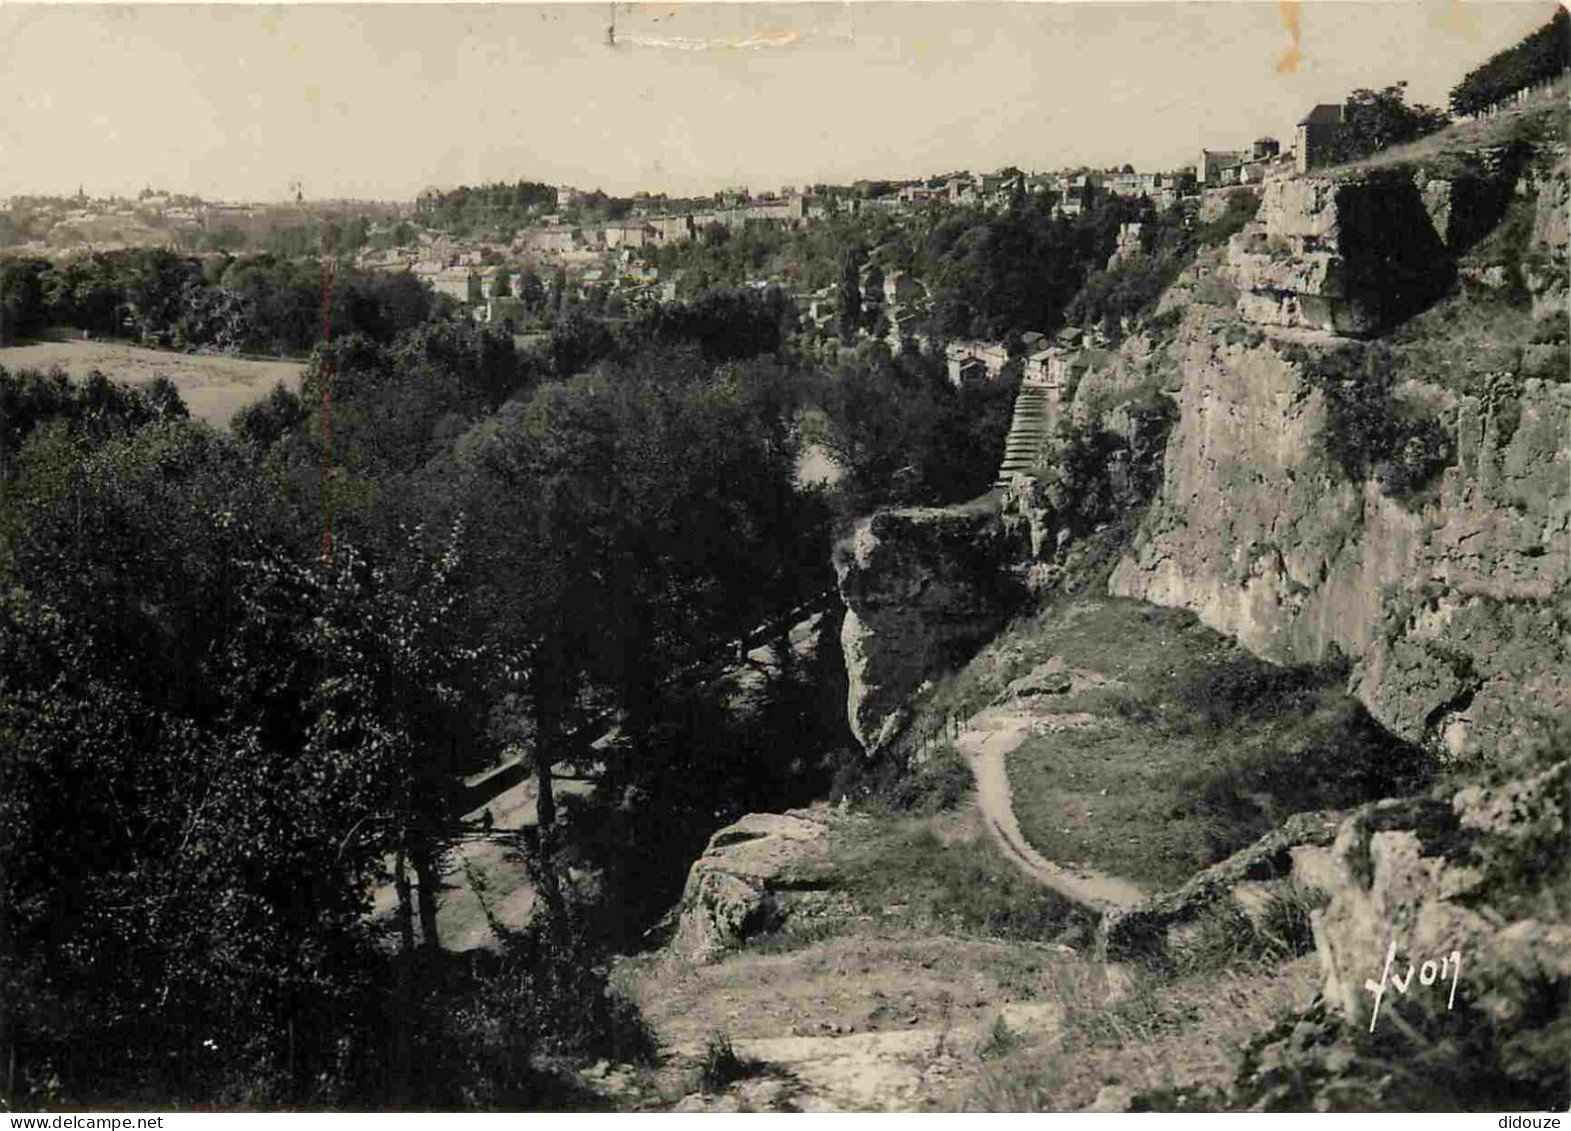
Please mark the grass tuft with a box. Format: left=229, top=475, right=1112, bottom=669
left=976, top=1013, right=1027, bottom=1061
left=695, top=1030, right=762, bottom=1093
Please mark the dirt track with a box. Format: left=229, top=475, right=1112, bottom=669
left=956, top=707, right=1147, bottom=913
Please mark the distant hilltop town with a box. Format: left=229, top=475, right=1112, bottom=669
left=362, top=102, right=1356, bottom=336
left=0, top=90, right=1488, bottom=362
left=4, top=29, right=1564, bottom=359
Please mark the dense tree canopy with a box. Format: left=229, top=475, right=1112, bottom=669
left=0, top=154, right=1197, bottom=1108
left=1449, top=8, right=1570, bottom=118
left=0, top=249, right=436, bottom=355
left=1328, top=83, right=1450, bottom=164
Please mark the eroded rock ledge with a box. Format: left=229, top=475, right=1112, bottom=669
left=834, top=502, right=1025, bottom=755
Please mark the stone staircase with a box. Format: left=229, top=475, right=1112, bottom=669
left=994, top=381, right=1055, bottom=488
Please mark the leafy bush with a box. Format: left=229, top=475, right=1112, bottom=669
left=1225, top=991, right=1571, bottom=1112
left=829, top=741, right=972, bottom=815
left=0, top=365, right=189, bottom=472
left=1290, top=342, right=1455, bottom=502
left=1067, top=250, right=1188, bottom=334
left=892, top=743, right=974, bottom=814
left=1170, top=653, right=1336, bottom=731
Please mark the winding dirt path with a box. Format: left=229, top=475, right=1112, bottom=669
left=956, top=707, right=1147, bottom=913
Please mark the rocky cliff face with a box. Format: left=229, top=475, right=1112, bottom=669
left=1111, top=146, right=1569, bottom=760
left=834, top=503, right=1024, bottom=754
left=1119, top=744, right=1571, bottom=1112
left=1226, top=144, right=1552, bottom=336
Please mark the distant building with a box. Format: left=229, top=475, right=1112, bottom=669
left=1197, top=149, right=1245, bottom=187
left=1252, top=137, right=1282, bottom=160
left=1108, top=171, right=1144, bottom=197
left=481, top=296, right=529, bottom=334
left=523, top=226, right=580, bottom=255
left=945, top=340, right=1008, bottom=386
left=603, top=221, right=658, bottom=250
left=948, top=355, right=990, bottom=387
left=883, top=270, right=924, bottom=309
left=649, top=215, right=694, bottom=243
left=1295, top=104, right=1344, bottom=173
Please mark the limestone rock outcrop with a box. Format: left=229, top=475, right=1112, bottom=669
left=1524, top=150, right=1569, bottom=322
left=1122, top=747, right=1569, bottom=1111
left=1311, top=759, right=1571, bottom=1031
left=1218, top=754, right=1571, bottom=1111
left=1104, top=810, right=1346, bottom=962
left=1110, top=303, right=1569, bottom=756
left=669, top=810, right=831, bottom=964
left=834, top=504, right=1024, bottom=754
left=1226, top=172, right=1456, bottom=335
left=1225, top=146, right=1563, bottom=338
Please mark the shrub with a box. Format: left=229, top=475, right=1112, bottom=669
left=1163, top=650, right=1439, bottom=863
left=894, top=742, right=975, bottom=814
left=830, top=741, right=973, bottom=815
left=1376, top=411, right=1454, bottom=499
left=1170, top=653, right=1332, bottom=731
left=697, top=1031, right=762, bottom=1092
left=977, top=1014, right=1027, bottom=1061
left=1291, top=342, right=1455, bottom=502
left=1192, top=272, right=1240, bottom=307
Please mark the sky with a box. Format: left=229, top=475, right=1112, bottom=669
left=0, top=1, right=1560, bottom=202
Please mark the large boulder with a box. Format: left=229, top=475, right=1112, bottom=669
left=1312, top=759, right=1571, bottom=1034
left=834, top=503, right=1023, bottom=754
left=669, top=810, right=831, bottom=964
left=1142, top=752, right=1571, bottom=1111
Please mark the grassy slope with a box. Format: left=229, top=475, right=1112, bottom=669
left=905, top=598, right=1434, bottom=890
left=1322, top=79, right=1567, bottom=182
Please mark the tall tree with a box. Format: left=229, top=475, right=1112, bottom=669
left=837, top=247, right=863, bottom=342
left=1331, top=83, right=1450, bottom=162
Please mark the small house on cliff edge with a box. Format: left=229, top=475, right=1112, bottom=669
left=1296, top=104, right=1344, bottom=173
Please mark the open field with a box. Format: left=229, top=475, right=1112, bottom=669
left=0, top=339, right=304, bottom=428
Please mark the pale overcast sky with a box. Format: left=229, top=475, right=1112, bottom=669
left=0, top=1, right=1559, bottom=202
